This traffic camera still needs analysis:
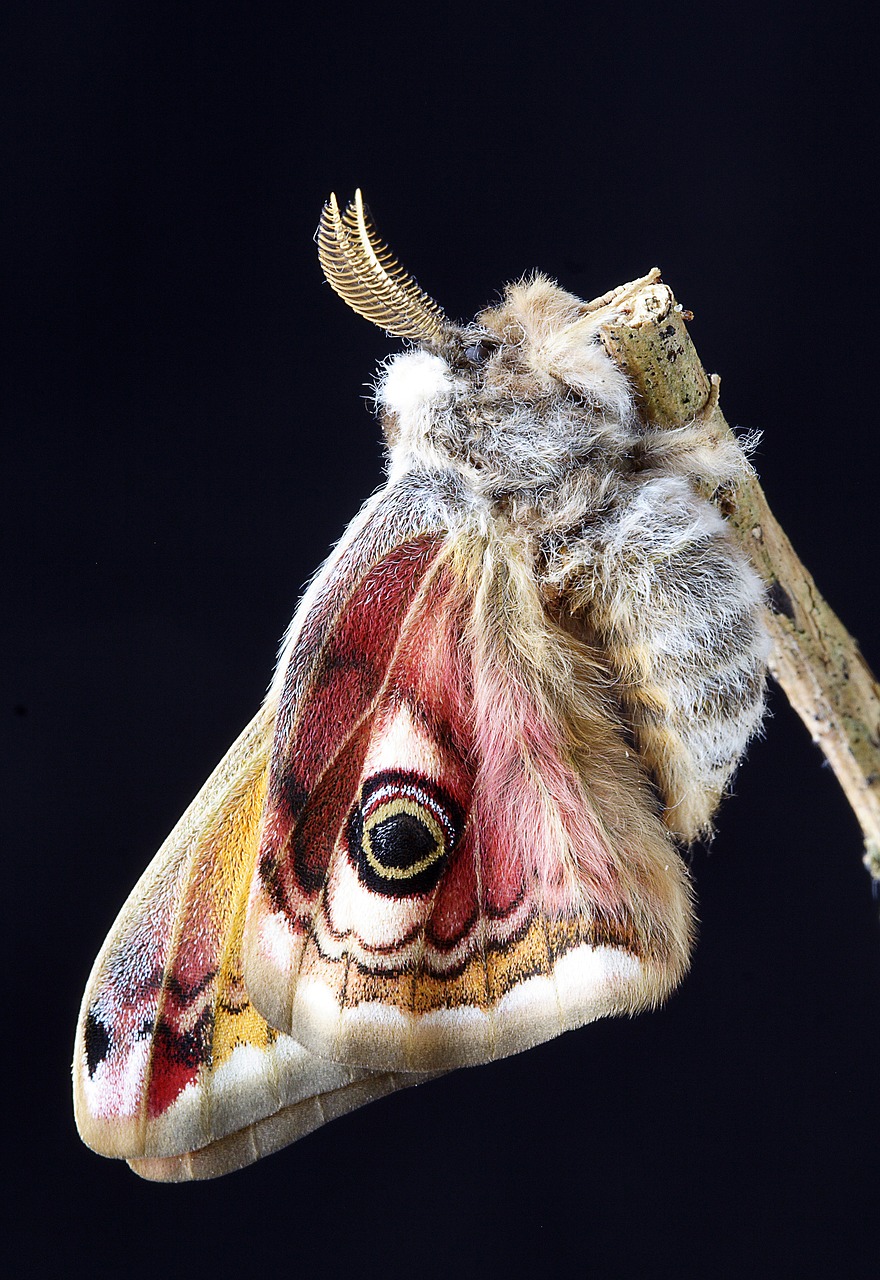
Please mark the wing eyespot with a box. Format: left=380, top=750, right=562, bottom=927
left=346, top=769, right=464, bottom=898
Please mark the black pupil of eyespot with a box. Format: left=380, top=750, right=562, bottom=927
left=369, top=812, right=438, bottom=869
left=346, top=771, right=466, bottom=898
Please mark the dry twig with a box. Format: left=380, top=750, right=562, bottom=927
left=591, top=277, right=880, bottom=885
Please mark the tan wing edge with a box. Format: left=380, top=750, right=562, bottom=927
left=128, top=1071, right=440, bottom=1181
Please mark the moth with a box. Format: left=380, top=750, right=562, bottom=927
left=73, top=191, right=769, bottom=1180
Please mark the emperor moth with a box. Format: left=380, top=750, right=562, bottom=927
left=73, top=191, right=769, bottom=1180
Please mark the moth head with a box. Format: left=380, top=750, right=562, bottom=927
left=471, top=275, right=636, bottom=423
left=319, top=192, right=637, bottom=478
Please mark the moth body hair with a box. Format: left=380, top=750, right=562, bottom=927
left=374, top=272, right=769, bottom=842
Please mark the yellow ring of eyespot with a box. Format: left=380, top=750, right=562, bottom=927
left=362, top=797, right=447, bottom=881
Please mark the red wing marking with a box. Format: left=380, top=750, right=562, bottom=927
left=256, top=536, right=444, bottom=916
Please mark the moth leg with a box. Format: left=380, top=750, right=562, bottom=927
left=553, top=474, right=768, bottom=841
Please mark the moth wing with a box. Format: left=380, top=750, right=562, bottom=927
left=244, top=530, right=695, bottom=1073
left=73, top=705, right=373, bottom=1168
left=127, top=1070, right=431, bottom=1182
left=74, top=479, right=453, bottom=1174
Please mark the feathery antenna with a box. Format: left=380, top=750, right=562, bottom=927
left=317, top=190, right=449, bottom=342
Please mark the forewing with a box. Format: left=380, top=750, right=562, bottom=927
left=244, top=531, right=695, bottom=1072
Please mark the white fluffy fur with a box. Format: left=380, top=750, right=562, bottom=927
left=379, top=348, right=463, bottom=422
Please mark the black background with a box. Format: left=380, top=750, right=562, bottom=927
left=6, top=4, right=878, bottom=1278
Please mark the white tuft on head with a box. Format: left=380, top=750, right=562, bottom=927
left=375, top=350, right=466, bottom=478
left=376, top=350, right=459, bottom=422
